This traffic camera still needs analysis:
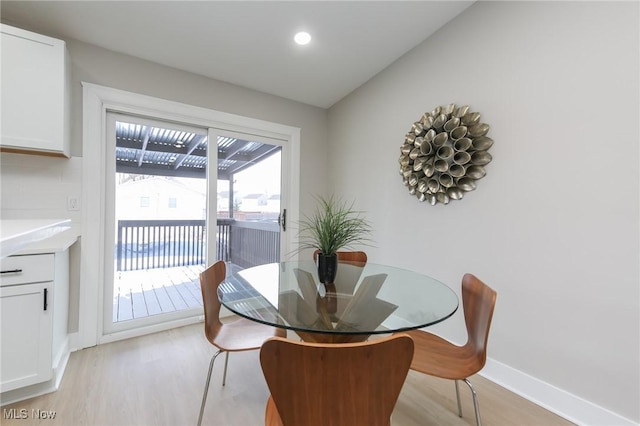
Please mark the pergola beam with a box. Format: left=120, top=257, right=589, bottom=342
left=136, top=127, right=151, bottom=167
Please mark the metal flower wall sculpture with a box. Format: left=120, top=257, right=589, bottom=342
left=399, top=104, right=493, bottom=205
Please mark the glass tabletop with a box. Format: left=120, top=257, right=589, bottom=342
left=218, top=260, right=459, bottom=342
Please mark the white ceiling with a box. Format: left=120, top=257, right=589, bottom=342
left=0, top=1, right=474, bottom=109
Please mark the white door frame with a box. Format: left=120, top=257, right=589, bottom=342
left=80, top=82, right=300, bottom=348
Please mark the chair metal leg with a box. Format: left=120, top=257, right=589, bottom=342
left=222, top=351, right=230, bottom=386
left=454, top=380, right=463, bottom=417
left=197, top=350, right=224, bottom=426
left=462, top=378, right=481, bottom=426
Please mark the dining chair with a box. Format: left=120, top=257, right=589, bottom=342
left=405, top=273, right=497, bottom=426
left=197, top=260, right=286, bottom=426
left=259, top=334, right=414, bottom=426
left=312, top=249, right=367, bottom=264
left=312, top=250, right=367, bottom=296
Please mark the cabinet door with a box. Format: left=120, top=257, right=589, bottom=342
left=0, top=282, right=53, bottom=392
left=0, top=25, right=68, bottom=156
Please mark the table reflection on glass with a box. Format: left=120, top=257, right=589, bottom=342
left=218, top=260, right=459, bottom=343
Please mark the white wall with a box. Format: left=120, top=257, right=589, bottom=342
left=328, top=1, right=639, bottom=424
left=0, top=153, right=82, bottom=222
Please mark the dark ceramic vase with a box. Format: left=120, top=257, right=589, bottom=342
left=316, top=252, right=338, bottom=284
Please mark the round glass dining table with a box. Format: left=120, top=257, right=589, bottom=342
left=218, top=260, right=459, bottom=343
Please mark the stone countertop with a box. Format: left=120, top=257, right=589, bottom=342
left=0, top=219, right=73, bottom=258
left=13, top=224, right=81, bottom=255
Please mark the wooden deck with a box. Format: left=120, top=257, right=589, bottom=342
left=113, top=264, right=206, bottom=322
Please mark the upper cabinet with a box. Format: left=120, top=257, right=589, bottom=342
left=1, top=24, right=71, bottom=157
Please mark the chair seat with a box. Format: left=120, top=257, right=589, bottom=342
left=405, top=329, right=482, bottom=380
left=211, top=317, right=286, bottom=351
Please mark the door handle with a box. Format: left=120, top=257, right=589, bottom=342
left=278, top=209, right=286, bottom=231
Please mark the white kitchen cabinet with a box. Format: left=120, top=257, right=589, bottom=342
left=0, top=24, right=71, bottom=157
left=0, top=252, right=66, bottom=393
left=0, top=281, right=53, bottom=391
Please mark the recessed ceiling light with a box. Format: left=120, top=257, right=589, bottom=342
left=294, top=31, right=311, bottom=46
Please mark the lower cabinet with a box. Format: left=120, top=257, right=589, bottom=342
left=0, top=252, right=66, bottom=393
left=0, top=281, right=53, bottom=391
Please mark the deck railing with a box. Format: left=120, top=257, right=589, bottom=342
left=116, top=218, right=279, bottom=271
left=116, top=219, right=206, bottom=271
left=229, top=220, right=281, bottom=268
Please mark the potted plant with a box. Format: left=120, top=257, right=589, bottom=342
left=296, top=195, right=373, bottom=284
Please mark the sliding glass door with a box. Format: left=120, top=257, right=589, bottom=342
left=102, top=113, right=289, bottom=336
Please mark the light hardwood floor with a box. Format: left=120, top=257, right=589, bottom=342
left=1, top=323, right=574, bottom=426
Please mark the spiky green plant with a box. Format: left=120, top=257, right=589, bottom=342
left=295, top=195, right=373, bottom=255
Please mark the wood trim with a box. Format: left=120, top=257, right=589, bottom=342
left=0, top=147, right=68, bottom=158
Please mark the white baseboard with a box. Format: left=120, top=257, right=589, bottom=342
left=51, top=338, right=71, bottom=391
left=99, top=316, right=203, bottom=345
left=67, top=331, right=79, bottom=352
left=481, top=358, right=637, bottom=426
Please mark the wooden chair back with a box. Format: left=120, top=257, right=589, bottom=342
left=199, top=260, right=225, bottom=344
left=260, top=334, right=414, bottom=426
left=313, top=250, right=368, bottom=295
left=312, top=249, right=367, bottom=264
left=461, top=273, right=497, bottom=364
